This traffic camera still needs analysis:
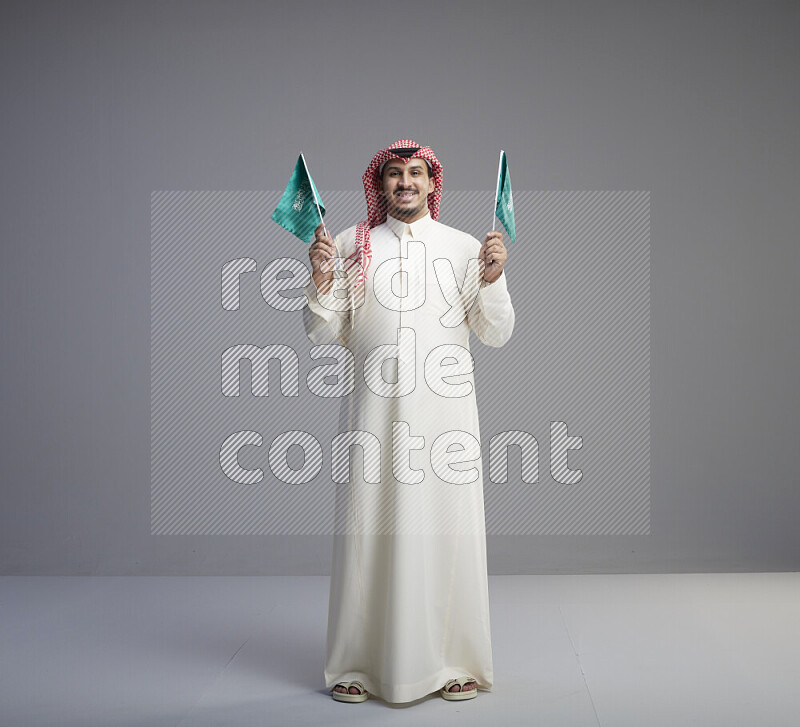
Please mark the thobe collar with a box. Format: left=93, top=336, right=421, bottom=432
left=386, top=210, right=434, bottom=240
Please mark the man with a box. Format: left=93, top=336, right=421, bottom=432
left=302, top=139, right=514, bottom=704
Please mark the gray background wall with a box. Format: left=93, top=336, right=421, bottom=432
left=1, top=0, right=798, bottom=574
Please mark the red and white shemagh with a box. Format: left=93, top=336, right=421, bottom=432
left=343, top=139, right=443, bottom=297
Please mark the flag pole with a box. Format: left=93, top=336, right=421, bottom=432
left=491, top=149, right=504, bottom=232
left=301, top=152, right=341, bottom=271
left=482, top=149, right=504, bottom=282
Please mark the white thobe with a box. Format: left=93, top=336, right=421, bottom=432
left=302, top=211, right=515, bottom=703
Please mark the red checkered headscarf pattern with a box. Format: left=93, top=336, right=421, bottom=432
left=344, top=139, right=443, bottom=294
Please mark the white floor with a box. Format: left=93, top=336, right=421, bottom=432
left=0, top=573, right=798, bottom=726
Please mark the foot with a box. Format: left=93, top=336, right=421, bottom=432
left=446, top=679, right=476, bottom=693
left=331, top=680, right=368, bottom=702
left=440, top=675, right=478, bottom=700
left=333, top=683, right=363, bottom=695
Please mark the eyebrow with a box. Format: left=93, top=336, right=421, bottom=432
left=386, top=162, right=427, bottom=171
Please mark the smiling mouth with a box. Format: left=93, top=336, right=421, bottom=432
left=395, top=191, right=416, bottom=199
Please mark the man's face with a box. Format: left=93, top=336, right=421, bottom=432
left=379, top=158, right=435, bottom=222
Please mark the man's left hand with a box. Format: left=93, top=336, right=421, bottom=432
left=479, top=231, right=508, bottom=284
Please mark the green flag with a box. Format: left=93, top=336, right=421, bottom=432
left=271, top=154, right=325, bottom=243
left=494, top=150, right=516, bottom=243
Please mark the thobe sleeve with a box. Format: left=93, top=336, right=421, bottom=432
left=467, top=270, right=515, bottom=347
left=301, top=230, right=354, bottom=346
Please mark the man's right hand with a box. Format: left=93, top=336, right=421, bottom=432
left=309, top=223, right=337, bottom=292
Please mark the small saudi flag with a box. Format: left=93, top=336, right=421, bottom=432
left=271, top=153, right=326, bottom=243
left=493, top=150, right=516, bottom=243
